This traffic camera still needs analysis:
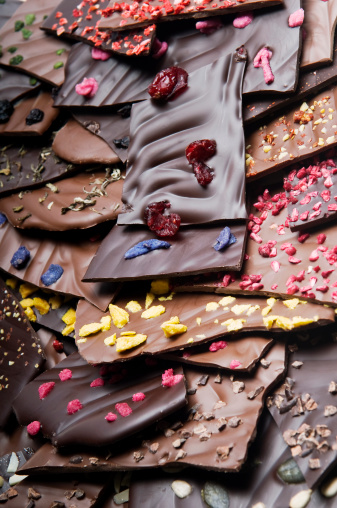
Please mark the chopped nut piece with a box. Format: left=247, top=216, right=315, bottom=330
left=175, top=450, right=187, bottom=461
left=217, top=417, right=227, bottom=431
left=216, top=444, right=233, bottom=460
left=213, top=400, right=227, bottom=410
left=328, top=381, right=337, bottom=394
left=247, top=386, right=264, bottom=400
left=197, top=374, right=209, bottom=386
left=232, top=381, right=245, bottom=393
left=325, top=405, right=337, bottom=417
left=309, top=458, right=321, bottom=469
left=28, top=488, right=41, bottom=500
left=133, top=451, right=144, bottom=462
left=292, top=361, right=303, bottom=369
left=228, top=417, right=241, bottom=428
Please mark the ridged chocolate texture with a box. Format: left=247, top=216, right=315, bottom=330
left=0, top=68, right=40, bottom=103
left=13, top=352, right=187, bottom=448
left=118, top=53, right=246, bottom=226
left=0, top=0, right=22, bottom=30
left=55, top=0, right=301, bottom=108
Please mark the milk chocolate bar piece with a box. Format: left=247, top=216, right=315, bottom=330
left=0, top=279, right=45, bottom=430
left=118, top=51, right=247, bottom=226
left=245, top=88, right=337, bottom=181
left=0, top=220, right=118, bottom=312
left=0, top=68, right=40, bottom=103
left=74, top=284, right=332, bottom=365
left=98, top=0, right=282, bottom=31
left=0, top=168, right=124, bottom=231
left=0, top=0, right=23, bottom=30
left=0, top=0, right=73, bottom=86
left=0, top=90, right=59, bottom=137
left=13, top=352, right=187, bottom=448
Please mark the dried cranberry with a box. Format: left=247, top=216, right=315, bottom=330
left=192, top=161, right=214, bottom=186
left=186, top=139, right=216, bottom=164
left=144, top=201, right=181, bottom=237
left=0, top=99, right=14, bottom=124
left=148, top=66, right=188, bottom=101
left=25, top=108, right=44, bottom=125
left=53, top=339, right=64, bottom=353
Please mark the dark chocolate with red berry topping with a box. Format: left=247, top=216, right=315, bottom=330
left=13, top=352, right=187, bottom=448
left=118, top=51, right=247, bottom=226
left=0, top=279, right=45, bottom=430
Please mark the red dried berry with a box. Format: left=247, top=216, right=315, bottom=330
left=186, top=139, right=216, bottom=164
left=209, top=341, right=228, bottom=352
left=144, top=201, right=181, bottom=237
left=27, top=421, right=41, bottom=436
left=67, top=399, right=83, bottom=415
left=162, top=368, right=184, bottom=387
left=38, top=382, right=55, bottom=400
left=115, top=402, right=133, bottom=417
left=59, top=369, right=72, bottom=381
left=192, top=161, right=214, bottom=186
left=148, top=66, right=188, bottom=101
left=52, top=339, right=64, bottom=353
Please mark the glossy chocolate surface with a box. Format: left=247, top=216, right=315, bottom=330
left=0, top=68, right=40, bottom=103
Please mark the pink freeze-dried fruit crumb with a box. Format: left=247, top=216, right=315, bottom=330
left=90, top=377, right=105, bottom=387
left=67, top=399, right=83, bottom=415
left=196, top=17, right=223, bottom=34
left=75, top=77, right=99, bottom=98
left=91, top=48, right=110, bottom=60
left=151, top=38, right=168, bottom=59
left=59, top=369, right=72, bottom=381
left=115, top=402, right=133, bottom=417
left=105, top=412, right=117, bottom=422
left=27, top=421, right=41, bottom=436
left=209, top=340, right=228, bottom=352
left=38, top=382, right=55, bottom=400
left=254, top=47, right=274, bottom=85
left=288, top=8, right=304, bottom=27
left=132, top=392, right=146, bottom=401
left=230, top=360, right=242, bottom=369
left=233, top=12, right=253, bottom=28
left=162, top=368, right=184, bottom=387
left=271, top=261, right=280, bottom=272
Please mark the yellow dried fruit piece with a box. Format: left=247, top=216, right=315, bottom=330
left=283, top=298, right=300, bottom=310
left=292, top=316, right=316, bottom=327
left=20, top=298, right=34, bottom=309
left=150, top=279, right=170, bottom=295
left=120, top=331, right=136, bottom=336
left=196, top=317, right=202, bottom=325
left=266, top=297, right=277, bottom=307
left=77, top=338, right=87, bottom=344
left=104, top=333, right=117, bottom=346
left=141, top=305, right=166, bottom=319
left=62, top=307, right=76, bottom=325
left=205, top=302, right=219, bottom=312
left=109, top=304, right=129, bottom=328
left=6, top=278, right=17, bottom=290
left=116, top=333, right=147, bottom=352
left=49, top=295, right=63, bottom=309
left=19, top=283, right=37, bottom=299
left=145, top=292, right=155, bottom=309
left=62, top=323, right=75, bottom=336
left=100, top=315, right=111, bottom=331
left=125, top=300, right=142, bottom=313
left=158, top=292, right=175, bottom=301
left=231, top=304, right=251, bottom=315
left=78, top=322, right=103, bottom=337
left=261, top=306, right=272, bottom=317
left=247, top=305, right=260, bottom=316
left=24, top=307, right=36, bottom=322
left=33, top=297, right=50, bottom=315
left=219, top=296, right=236, bottom=306
left=161, top=316, right=187, bottom=338
left=263, top=315, right=293, bottom=330
left=221, top=319, right=246, bottom=331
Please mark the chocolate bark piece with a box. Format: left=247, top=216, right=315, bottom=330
left=0, top=90, right=59, bottom=136
left=0, top=0, right=23, bottom=30
left=245, top=88, right=337, bottom=182
left=35, top=328, right=67, bottom=369
left=268, top=340, right=337, bottom=488
left=0, top=168, right=124, bottom=231
left=285, top=160, right=337, bottom=232
left=0, top=68, right=40, bottom=103
left=13, top=352, right=187, bottom=448
left=98, top=0, right=282, bottom=31
left=0, top=220, right=118, bottom=311
left=0, top=0, right=73, bottom=86
left=162, top=335, right=274, bottom=371
left=41, top=0, right=156, bottom=56
left=52, top=118, right=120, bottom=165
left=83, top=222, right=247, bottom=282
left=118, top=51, right=247, bottom=227
left=55, top=1, right=302, bottom=109
left=0, top=278, right=45, bottom=430
left=301, top=0, right=337, bottom=70
left=0, top=448, right=33, bottom=495
left=74, top=285, right=333, bottom=365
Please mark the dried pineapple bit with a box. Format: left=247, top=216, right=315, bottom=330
left=120, top=331, right=136, bottom=336
left=20, top=298, right=34, bottom=309
left=100, top=315, right=111, bottom=331
left=283, top=298, right=302, bottom=310
left=219, top=296, right=236, bottom=306
left=266, top=297, right=277, bottom=307
left=62, top=308, right=76, bottom=325
left=33, top=297, right=50, bottom=315
left=231, top=304, right=251, bottom=315
left=221, top=318, right=246, bottom=331
left=292, top=316, right=317, bottom=327
left=158, top=292, right=175, bottom=301
left=6, top=278, right=17, bottom=289
left=62, top=324, right=75, bottom=336
left=109, top=304, right=130, bottom=328
left=104, top=333, right=117, bottom=346
left=24, top=307, right=36, bottom=322
left=145, top=292, right=155, bottom=309
left=78, top=322, right=102, bottom=337
left=161, top=316, right=188, bottom=338
left=261, top=305, right=272, bottom=317
left=196, top=317, right=202, bottom=325
left=116, top=333, right=147, bottom=352
left=125, top=300, right=142, bottom=313
left=247, top=305, right=260, bottom=316
left=263, top=315, right=293, bottom=330
left=141, top=305, right=166, bottom=319
left=77, top=338, right=87, bottom=344
left=49, top=294, right=63, bottom=309
left=19, top=282, right=37, bottom=299
left=150, top=279, right=170, bottom=295
left=205, top=302, right=220, bottom=312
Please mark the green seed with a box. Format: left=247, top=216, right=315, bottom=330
left=29, top=77, right=37, bottom=85
left=22, top=29, right=33, bottom=40
left=56, top=48, right=66, bottom=56
left=0, top=0, right=6, bottom=4
left=8, top=46, right=17, bottom=54
left=202, top=482, right=230, bottom=508
left=53, top=61, right=64, bottom=69
left=277, top=458, right=305, bottom=484
left=25, top=13, right=36, bottom=25
left=14, top=20, right=24, bottom=32
left=9, top=55, right=23, bottom=65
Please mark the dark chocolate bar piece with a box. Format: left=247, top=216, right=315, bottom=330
left=0, top=68, right=40, bottom=103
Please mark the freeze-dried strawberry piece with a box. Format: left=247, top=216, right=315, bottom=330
left=316, top=285, right=329, bottom=293
left=144, top=201, right=181, bottom=237
left=300, top=211, right=309, bottom=221
left=296, top=270, right=305, bottom=282
left=115, top=402, right=132, bottom=417
left=90, top=378, right=105, bottom=387
left=322, top=269, right=334, bottom=278
left=287, top=285, right=299, bottom=295
left=162, top=368, right=184, bottom=387
left=317, top=234, right=326, bottom=244
left=321, top=190, right=331, bottom=202
left=67, top=399, right=83, bottom=415
left=105, top=412, right=117, bottom=422
left=27, top=421, right=41, bottom=436
left=148, top=66, right=188, bottom=101
left=289, top=256, right=302, bottom=264
left=298, top=233, right=310, bottom=243
left=309, top=250, right=319, bottom=262
left=38, top=382, right=55, bottom=400
left=288, top=8, right=304, bottom=27
left=132, top=392, right=146, bottom=401
left=230, top=360, right=242, bottom=369
left=209, top=341, right=228, bottom=352
left=271, top=261, right=280, bottom=272
left=59, top=369, right=72, bottom=381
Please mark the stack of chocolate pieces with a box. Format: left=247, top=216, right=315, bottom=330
left=2, top=0, right=337, bottom=506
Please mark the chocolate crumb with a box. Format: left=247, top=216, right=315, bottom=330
left=69, top=455, right=83, bottom=464
left=247, top=386, right=264, bottom=400
left=197, top=374, right=209, bottom=386
left=309, top=458, right=321, bottom=469
left=214, top=373, right=222, bottom=383
left=134, top=451, right=144, bottom=462
left=232, top=381, right=245, bottom=393
left=28, top=488, right=41, bottom=500
left=217, top=417, right=227, bottom=431
left=328, top=381, right=337, bottom=394
left=228, top=417, right=242, bottom=428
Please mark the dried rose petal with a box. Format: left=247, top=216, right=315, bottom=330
left=75, top=77, right=99, bottom=98
left=233, top=12, right=253, bottom=28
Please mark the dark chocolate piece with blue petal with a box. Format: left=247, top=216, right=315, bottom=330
left=213, top=227, right=237, bottom=251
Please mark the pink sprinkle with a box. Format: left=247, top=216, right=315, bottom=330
left=271, top=261, right=280, bottom=272
left=91, top=48, right=110, bottom=61
left=287, top=284, right=299, bottom=295
left=288, top=8, right=304, bottom=27
left=277, top=225, right=285, bottom=235
left=151, top=38, right=168, bottom=59
left=75, top=77, right=99, bottom=98
left=328, top=204, right=337, bottom=211
left=254, top=47, right=274, bottom=85
left=38, top=382, right=55, bottom=400
left=162, top=368, right=184, bottom=387
left=90, top=377, right=105, bottom=387
left=115, top=402, right=133, bottom=417
left=132, top=392, right=146, bottom=401
left=209, top=340, right=228, bottom=352
left=59, top=369, right=72, bottom=381
left=27, top=421, right=41, bottom=436
left=271, top=284, right=278, bottom=290
left=67, top=399, right=83, bottom=415
left=230, top=360, right=242, bottom=369
left=196, top=17, right=223, bottom=34
left=324, top=175, right=333, bottom=188
left=233, top=12, right=253, bottom=28
left=105, top=412, right=117, bottom=422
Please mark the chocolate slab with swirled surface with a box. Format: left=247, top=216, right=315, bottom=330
left=13, top=352, right=187, bottom=448
left=0, top=220, right=118, bottom=311
left=118, top=52, right=246, bottom=227
left=0, top=168, right=124, bottom=231
left=0, top=279, right=45, bottom=430
left=55, top=0, right=301, bottom=109
left=0, top=68, right=40, bottom=103
left=74, top=285, right=332, bottom=365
